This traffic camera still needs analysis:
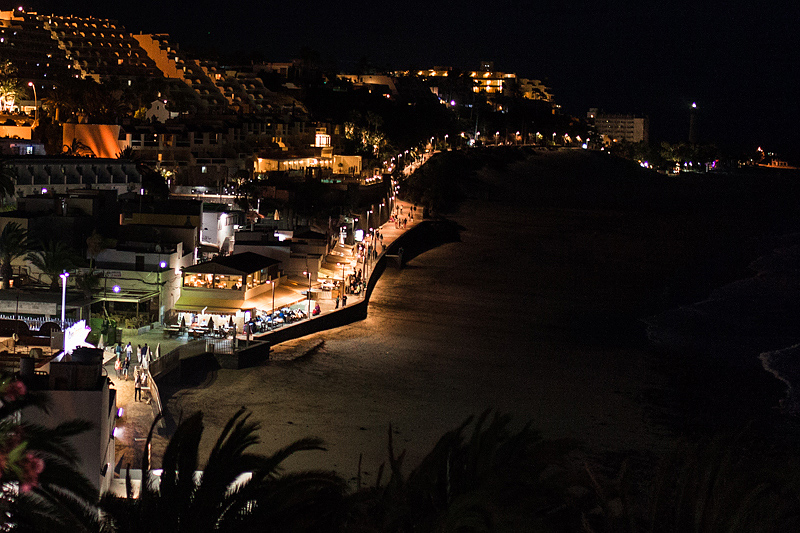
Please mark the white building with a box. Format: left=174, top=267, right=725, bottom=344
left=587, top=108, right=649, bottom=143
left=21, top=349, right=117, bottom=494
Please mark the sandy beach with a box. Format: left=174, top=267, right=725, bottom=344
left=157, top=149, right=800, bottom=487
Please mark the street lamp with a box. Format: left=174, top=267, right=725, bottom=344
left=269, top=279, right=275, bottom=317
left=159, top=260, right=167, bottom=324
left=338, top=262, right=345, bottom=302
left=495, top=131, right=499, bottom=145
left=27, top=82, right=37, bottom=126
left=303, top=271, right=311, bottom=318
left=59, top=271, right=69, bottom=328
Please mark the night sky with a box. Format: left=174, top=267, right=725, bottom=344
left=24, top=0, right=800, bottom=154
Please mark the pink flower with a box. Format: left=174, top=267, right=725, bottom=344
left=16, top=452, right=44, bottom=493
left=2, top=380, right=26, bottom=403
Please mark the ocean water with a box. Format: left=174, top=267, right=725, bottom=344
left=646, top=231, right=800, bottom=415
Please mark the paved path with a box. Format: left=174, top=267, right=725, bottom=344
left=108, top=199, right=423, bottom=469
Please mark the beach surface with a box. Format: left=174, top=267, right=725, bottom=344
left=158, top=149, right=800, bottom=482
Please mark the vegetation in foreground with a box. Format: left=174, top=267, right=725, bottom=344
left=4, top=373, right=800, bottom=533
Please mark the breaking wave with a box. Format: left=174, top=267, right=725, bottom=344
left=645, top=233, right=800, bottom=413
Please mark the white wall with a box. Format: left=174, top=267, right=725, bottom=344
left=21, top=383, right=115, bottom=494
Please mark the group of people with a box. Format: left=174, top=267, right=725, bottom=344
left=392, top=204, right=417, bottom=229
left=113, top=342, right=150, bottom=402
left=345, top=268, right=365, bottom=296
left=334, top=293, right=347, bottom=309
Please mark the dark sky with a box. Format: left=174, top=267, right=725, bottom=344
left=23, top=0, right=800, bottom=153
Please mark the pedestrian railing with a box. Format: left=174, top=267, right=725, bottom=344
left=143, top=367, right=163, bottom=427
left=149, top=339, right=205, bottom=378
left=206, top=338, right=234, bottom=354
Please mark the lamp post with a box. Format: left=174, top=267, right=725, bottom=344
left=303, top=271, right=311, bottom=318
left=338, top=262, right=345, bottom=303
left=270, top=279, right=275, bottom=317
left=59, top=271, right=69, bottom=328
left=27, top=82, right=37, bottom=127
left=159, top=260, right=167, bottom=325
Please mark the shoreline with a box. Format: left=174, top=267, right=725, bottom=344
left=152, top=149, right=800, bottom=486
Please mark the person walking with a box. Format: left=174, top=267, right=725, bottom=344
left=342, top=294, right=347, bottom=307
left=122, top=356, right=129, bottom=380
left=142, top=343, right=149, bottom=365
left=335, top=295, right=340, bottom=309
left=134, top=369, right=142, bottom=402
left=125, top=342, right=132, bottom=362
left=136, top=345, right=141, bottom=365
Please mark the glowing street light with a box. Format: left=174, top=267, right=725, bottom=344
left=269, top=279, right=275, bottom=316
left=303, top=271, right=312, bottom=318
left=27, top=82, right=37, bottom=126
left=59, top=271, right=69, bottom=327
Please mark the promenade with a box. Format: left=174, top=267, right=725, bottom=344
left=106, top=199, right=422, bottom=472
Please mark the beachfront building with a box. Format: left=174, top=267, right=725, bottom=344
left=173, top=252, right=281, bottom=328
left=587, top=108, right=649, bottom=144
left=92, top=241, right=191, bottom=327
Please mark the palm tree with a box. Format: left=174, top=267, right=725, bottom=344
left=345, top=410, right=591, bottom=532
left=0, top=160, right=17, bottom=198
left=0, top=221, right=29, bottom=289
left=100, top=407, right=347, bottom=532
left=26, top=240, right=78, bottom=290
left=62, top=138, right=95, bottom=157
left=0, top=59, right=24, bottom=113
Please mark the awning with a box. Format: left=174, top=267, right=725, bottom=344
left=173, top=295, right=243, bottom=315
left=240, top=285, right=303, bottom=312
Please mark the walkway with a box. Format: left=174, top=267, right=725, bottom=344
left=106, top=199, right=423, bottom=470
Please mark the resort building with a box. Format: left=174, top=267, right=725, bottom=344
left=587, top=108, right=649, bottom=144
left=4, top=155, right=141, bottom=196
left=174, top=252, right=282, bottom=324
